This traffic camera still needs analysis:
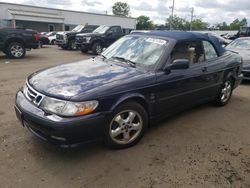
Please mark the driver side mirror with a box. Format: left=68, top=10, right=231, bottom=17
left=170, top=59, right=190, bottom=70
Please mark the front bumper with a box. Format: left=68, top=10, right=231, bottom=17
left=56, top=39, right=68, bottom=47
left=15, top=90, right=109, bottom=147
left=234, top=74, right=243, bottom=88
left=242, top=67, right=250, bottom=80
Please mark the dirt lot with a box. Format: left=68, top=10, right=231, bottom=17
left=0, top=46, right=250, bottom=188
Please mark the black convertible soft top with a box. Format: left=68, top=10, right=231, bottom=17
left=140, top=31, right=226, bottom=56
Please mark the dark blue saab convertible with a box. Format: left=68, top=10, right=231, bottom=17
left=15, top=31, right=243, bottom=149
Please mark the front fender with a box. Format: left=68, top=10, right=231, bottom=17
left=110, top=93, right=147, bottom=112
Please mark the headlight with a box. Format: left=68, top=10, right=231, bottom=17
left=84, top=37, right=91, bottom=43
left=40, top=97, right=98, bottom=116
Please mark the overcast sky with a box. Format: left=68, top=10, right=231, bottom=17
left=0, top=0, right=249, bottom=25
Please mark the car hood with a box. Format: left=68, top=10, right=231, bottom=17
left=57, top=31, right=72, bottom=35
left=227, top=48, right=250, bottom=62
left=28, top=58, right=145, bottom=100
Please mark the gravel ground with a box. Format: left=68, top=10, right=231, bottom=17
left=0, top=45, right=250, bottom=188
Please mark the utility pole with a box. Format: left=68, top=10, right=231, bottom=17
left=169, top=0, right=175, bottom=30
left=190, top=7, right=194, bottom=31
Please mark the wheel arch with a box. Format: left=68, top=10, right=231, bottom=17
left=90, top=39, right=104, bottom=49
left=4, top=37, right=25, bottom=51
left=224, top=69, right=236, bottom=87
left=110, top=93, right=150, bottom=118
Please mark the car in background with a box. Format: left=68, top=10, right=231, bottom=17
left=0, top=28, right=39, bottom=58
left=15, top=31, right=242, bottom=149
left=76, top=25, right=124, bottom=54
left=38, top=33, right=49, bottom=48
left=40, top=32, right=47, bottom=35
left=130, top=30, right=151, bottom=34
left=46, top=31, right=57, bottom=45
left=227, top=27, right=250, bottom=40
left=226, top=37, right=250, bottom=80
left=238, top=27, right=250, bottom=38
left=56, top=25, right=99, bottom=50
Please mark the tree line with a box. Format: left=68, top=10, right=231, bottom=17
left=112, top=2, right=248, bottom=31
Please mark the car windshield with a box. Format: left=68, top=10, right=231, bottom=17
left=93, top=26, right=110, bottom=34
left=102, top=36, right=168, bottom=67
left=226, top=38, right=250, bottom=50
left=72, top=25, right=84, bottom=32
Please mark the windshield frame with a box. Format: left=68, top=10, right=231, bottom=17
left=100, top=34, right=172, bottom=71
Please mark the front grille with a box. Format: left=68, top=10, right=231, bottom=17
left=56, top=34, right=63, bottom=40
left=23, top=83, right=44, bottom=106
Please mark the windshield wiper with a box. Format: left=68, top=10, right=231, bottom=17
left=99, top=54, right=107, bottom=59
left=111, top=56, right=136, bottom=67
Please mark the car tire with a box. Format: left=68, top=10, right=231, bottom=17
left=92, top=42, right=103, bottom=55
left=104, top=101, right=148, bottom=149
left=214, top=78, right=233, bottom=106
left=39, top=41, right=43, bottom=48
left=51, top=40, right=56, bottom=45
left=6, top=42, right=26, bottom=59
left=68, top=39, right=77, bottom=50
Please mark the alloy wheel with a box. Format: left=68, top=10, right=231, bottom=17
left=10, top=44, right=24, bottom=58
left=221, top=80, right=232, bottom=103
left=109, top=110, right=143, bottom=145
left=96, top=44, right=102, bottom=54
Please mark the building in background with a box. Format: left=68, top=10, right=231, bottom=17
left=0, top=2, right=136, bottom=33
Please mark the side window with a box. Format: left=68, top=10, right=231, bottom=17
left=171, top=40, right=205, bottom=65
left=202, top=41, right=218, bottom=60
left=108, top=27, right=121, bottom=35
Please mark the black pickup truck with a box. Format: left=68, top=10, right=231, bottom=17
left=0, top=28, right=39, bottom=59
left=75, top=25, right=124, bottom=54
left=56, top=25, right=98, bottom=50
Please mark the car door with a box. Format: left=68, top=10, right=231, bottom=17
left=200, top=40, right=223, bottom=99
left=105, top=26, right=122, bottom=46
left=154, top=40, right=209, bottom=117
